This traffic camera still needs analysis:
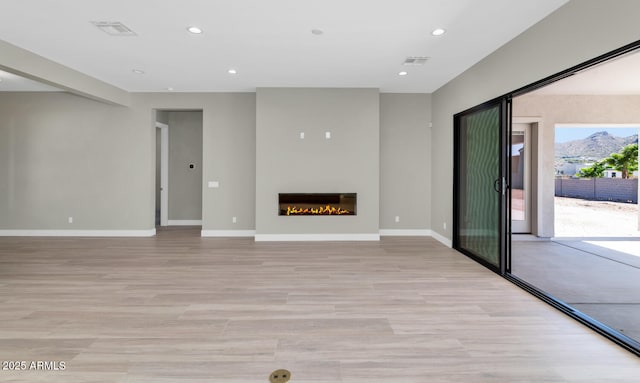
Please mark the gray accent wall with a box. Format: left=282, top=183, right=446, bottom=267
left=379, top=94, right=431, bottom=230
left=256, top=88, right=380, bottom=235
left=167, top=111, right=203, bottom=221
left=431, top=0, right=640, bottom=242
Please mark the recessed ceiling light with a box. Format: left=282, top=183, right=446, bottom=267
left=311, top=29, right=323, bottom=35
left=132, top=69, right=145, bottom=74
left=187, top=26, right=203, bottom=34
left=432, top=28, right=446, bottom=36
left=398, top=71, right=408, bottom=76
left=228, top=69, right=237, bottom=75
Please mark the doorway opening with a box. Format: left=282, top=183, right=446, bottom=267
left=454, top=40, right=640, bottom=355
left=154, top=110, right=204, bottom=229
left=509, top=46, right=640, bottom=355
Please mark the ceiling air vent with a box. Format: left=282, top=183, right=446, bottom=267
left=403, top=56, right=429, bottom=65
left=91, top=21, right=137, bottom=36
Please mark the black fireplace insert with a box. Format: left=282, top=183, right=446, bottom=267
left=278, top=193, right=357, bottom=216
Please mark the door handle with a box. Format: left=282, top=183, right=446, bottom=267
left=494, top=177, right=507, bottom=195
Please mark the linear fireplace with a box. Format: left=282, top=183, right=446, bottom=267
left=279, top=193, right=357, bottom=216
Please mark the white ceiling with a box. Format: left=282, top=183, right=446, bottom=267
left=531, top=49, right=640, bottom=95
left=0, top=0, right=568, bottom=93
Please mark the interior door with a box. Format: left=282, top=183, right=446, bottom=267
left=453, top=99, right=509, bottom=273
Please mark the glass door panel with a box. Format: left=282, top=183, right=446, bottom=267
left=454, top=102, right=506, bottom=270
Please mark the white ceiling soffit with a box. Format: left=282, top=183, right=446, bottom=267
left=531, top=49, right=640, bottom=95
left=0, top=69, right=62, bottom=92
left=0, top=0, right=568, bottom=93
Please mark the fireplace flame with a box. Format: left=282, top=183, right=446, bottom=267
left=286, top=205, right=351, bottom=215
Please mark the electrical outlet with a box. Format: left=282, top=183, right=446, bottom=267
left=395, top=216, right=400, bottom=223
left=68, top=217, right=73, bottom=224
left=443, top=222, right=447, bottom=230
left=232, top=216, right=237, bottom=224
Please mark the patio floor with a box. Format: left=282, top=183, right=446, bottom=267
left=512, top=237, right=640, bottom=343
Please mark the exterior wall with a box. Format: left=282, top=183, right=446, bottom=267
left=555, top=178, right=638, bottom=203
left=432, top=0, right=640, bottom=241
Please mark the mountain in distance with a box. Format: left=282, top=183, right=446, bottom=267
left=555, top=131, right=638, bottom=160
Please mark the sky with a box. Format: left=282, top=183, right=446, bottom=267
left=555, top=127, right=639, bottom=143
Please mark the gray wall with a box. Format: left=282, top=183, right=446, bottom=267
left=431, top=0, right=640, bottom=242
left=256, top=88, right=380, bottom=235
left=0, top=92, right=256, bottom=232
left=379, top=93, right=431, bottom=230
left=1, top=89, right=430, bottom=235
left=200, top=94, right=256, bottom=231
left=167, top=111, right=203, bottom=221
left=136, top=93, right=256, bottom=232
left=0, top=92, right=144, bottom=229
left=156, top=110, right=169, bottom=125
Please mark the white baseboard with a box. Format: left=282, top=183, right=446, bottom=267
left=201, top=230, right=256, bottom=237
left=379, top=229, right=431, bottom=236
left=0, top=229, right=156, bottom=237
left=254, top=233, right=380, bottom=241
left=0, top=227, right=453, bottom=245
left=167, top=220, right=202, bottom=226
left=429, top=230, right=452, bottom=248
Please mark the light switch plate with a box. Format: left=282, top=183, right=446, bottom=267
left=208, top=181, right=219, bottom=188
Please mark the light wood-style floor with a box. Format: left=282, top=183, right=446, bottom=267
left=0, top=227, right=638, bottom=383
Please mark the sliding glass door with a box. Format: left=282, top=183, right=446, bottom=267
left=453, top=100, right=509, bottom=273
